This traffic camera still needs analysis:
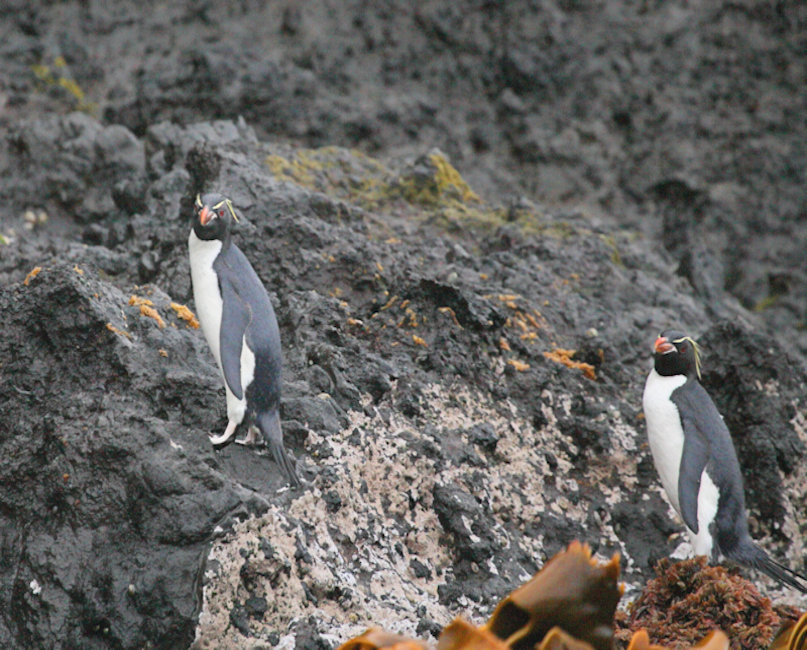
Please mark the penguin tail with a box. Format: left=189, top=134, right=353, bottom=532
left=731, top=538, right=807, bottom=594
left=256, top=409, right=300, bottom=488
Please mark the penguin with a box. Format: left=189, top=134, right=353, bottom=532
left=188, top=192, right=299, bottom=487
left=642, top=329, right=806, bottom=592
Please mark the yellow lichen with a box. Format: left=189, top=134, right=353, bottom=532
left=31, top=60, right=97, bottom=114
left=507, top=359, right=530, bottom=372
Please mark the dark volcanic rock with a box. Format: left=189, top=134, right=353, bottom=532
left=0, top=266, right=275, bottom=647
left=1, top=1, right=807, bottom=647
left=700, top=321, right=807, bottom=533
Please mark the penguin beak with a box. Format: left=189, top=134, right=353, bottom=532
left=199, top=205, right=213, bottom=226
left=654, top=336, right=675, bottom=354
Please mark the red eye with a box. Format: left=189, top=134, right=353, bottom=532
left=218, top=210, right=224, bottom=217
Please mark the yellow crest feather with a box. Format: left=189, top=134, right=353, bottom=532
left=673, top=335, right=702, bottom=379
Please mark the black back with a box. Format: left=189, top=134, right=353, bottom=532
left=214, top=242, right=283, bottom=414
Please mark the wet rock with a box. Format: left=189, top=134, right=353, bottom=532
left=433, top=484, right=498, bottom=565
left=1, top=3, right=807, bottom=645
left=0, top=266, right=277, bottom=648
left=700, top=320, right=807, bottom=530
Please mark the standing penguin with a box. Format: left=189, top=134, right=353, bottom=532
left=188, top=193, right=299, bottom=487
left=642, top=329, right=806, bottom=592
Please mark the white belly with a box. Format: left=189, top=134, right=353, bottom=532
left=643, top=369, right=687, bottom=515
left=691, top=472, right=718, bottom=558
left=643, top=369, right=719, bottom=558
left=188, top=231, right=224, bottom=367
left=188, top=230, right=248, bottom=424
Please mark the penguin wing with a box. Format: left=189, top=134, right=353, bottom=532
left=217, top=272, right=252, bottom=401
left=677, top=411, right=711, bottom=534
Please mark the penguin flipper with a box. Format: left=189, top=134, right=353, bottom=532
left=218, top=275, right=252, bottom=400
left=678, top=413, right=711, bottom=534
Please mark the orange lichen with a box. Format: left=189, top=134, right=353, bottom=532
left=438, top=306, right=463, bottom=329
left=499, top=338, right=511, bottom=352
left=23, top=266, right=42, bottom=286
left=412, top=334, right=428, bottom=347
left=543, top=348, right=596, bottom=381
left=129, top=295, right=153, bottom=307
left=507, top=359, right=529, bottom=372
left=105, top=323, right=131, bottom=339
left=158, top=349, right=168, bottom=358
left=170, top=302, right=199, bottom=329
left=139, top=305, right=165, bottom=329
left=398, top=308, right=419, bottom=328
left=73, top=264, right=84, bottom=275
left=380, top=295, right=399, bottom=311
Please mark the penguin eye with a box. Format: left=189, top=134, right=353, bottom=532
left=218, top=210, right=224, bottom=217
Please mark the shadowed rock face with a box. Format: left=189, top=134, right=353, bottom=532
left=1, top=2, right=806, bottom=648
left=0, top=268, right=288, bottom=647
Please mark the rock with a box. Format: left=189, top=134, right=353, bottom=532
left=1, top=3, right=807, bottom=647
left=0, top=266, right=278, bottom=647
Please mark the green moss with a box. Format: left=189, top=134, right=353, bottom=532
left=0, top=233, right=8, bottom=245
left=599, top=234, right=623, bottom=267
left=394, top=152, right=481, bottom=206
left=265, top=153, right=317, bottom=188
left=262, top=146, right=595, bottom=240
left=753, top=294, right=780, bottom=312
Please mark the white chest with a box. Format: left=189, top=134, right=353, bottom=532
left=643, top=369, right=688, bottom=514
left=188, top=231, right=224, bottom=370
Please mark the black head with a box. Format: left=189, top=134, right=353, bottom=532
left=652, top=329, right=702, bottom=379
left=191, top=193, right=239, bottom=241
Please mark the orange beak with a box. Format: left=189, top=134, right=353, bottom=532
left=654, top=336, right=675, bottom=354
left=199, top=205, right=213, bottom=226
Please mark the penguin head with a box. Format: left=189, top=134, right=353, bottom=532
left=192, top=193, right=239, bottom=241
left=653, top=329, right=702, bottom=379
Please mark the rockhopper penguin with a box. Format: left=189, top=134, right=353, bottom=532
left=643, top=329, right=806, bottom=592
left=188, top=193, right=299, bottom=486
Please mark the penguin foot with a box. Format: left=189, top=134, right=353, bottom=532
left=235, top=426, right=261, bottom=446
left=209, top=420, right=238, bottom=447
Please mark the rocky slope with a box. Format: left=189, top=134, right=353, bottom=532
left=0, top=1, right=806, bottom=649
